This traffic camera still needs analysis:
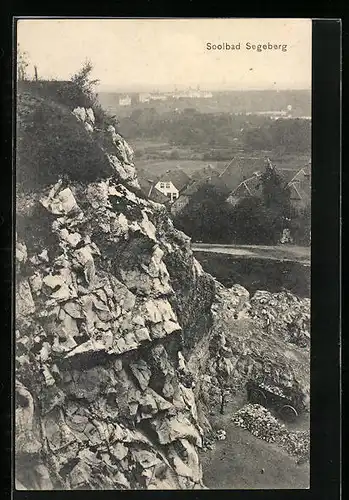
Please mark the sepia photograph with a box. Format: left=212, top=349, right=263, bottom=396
left=15, top=18, right=312, bottom=490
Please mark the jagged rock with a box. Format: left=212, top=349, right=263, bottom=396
left=86, top=108, right=95, bottom=124
left=168, top=439, right=201, bottom=483
left=132, top=315, right=145, bottom=327
left=107, top=126, right=134, bottom=166
left=114, top=471, right=131, bottom=489
left=110, top=277, right=136, bottom=311
left=134, top=327, right=151, bottom=342
left=28, top=272, right=43, bottom=294
left=142, top=300, right=162, bottom=324
left=84, top=122, right=94, bottom=133
left=65, top=339, right=107, bottom=359
left=139, top=212, right=157, bottom=241
left=163, top=320, right=181, bottom=335
left=59, top=229, right=82, bottom=247
left=132, top=449, right=162, bottom=469
left=41, top=186, right=79, bottom=216
left=41, top=365, right=56, bottom=386
left=111, top=212, right=129, bottom=237
left=63, top=301, right=83, bottom=319
left=141, top=299, right=178, bottom=326
left=72, top=107, right=86, bottom=122
left=16, top=241, right=27, bottom=263
left=120, top=269, right=155, bottom=296
left=40, top=385, right=65, bottom=414
left=147, top=245, right=164, bottom=277
left=16, top=381, right=42, bottom=455
left=150, top=414, right=202, bottom=447
left=107, top=154, right=136, bottom=182
left=129, top=359, right=151, bottom=390
left=178, top=384, right=198, bottom=421
left=86, top=182, right=110, bottom=209
left=69, top=461, right=92, bottom=489
left=138, top=387, right=173, bottom=419
left=73, top=247, right=96, bottom=284
left=178, top=352, right=187, bottom=372
left=17, top=280, right=35, bottom=316
left=110, top=442, right=128, bottom=461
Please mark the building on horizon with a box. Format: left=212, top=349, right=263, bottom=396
left=119, top=95, right=132, bottom=106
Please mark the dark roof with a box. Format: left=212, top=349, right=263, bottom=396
left=226, top=163, right=311, bottom=206
left=156, top=168, right=191, bottom=191
left=229, top=172, right=263, bottom=198
left=138, top=178, right=169, bottom=204
left=286, top=165, right=311, bottom=205
left=189, top=164, right=219, bottom=182
left=218, top=156, right=265, bottom=191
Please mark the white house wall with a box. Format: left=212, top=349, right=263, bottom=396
left=154, top=181, right=179, bottom=202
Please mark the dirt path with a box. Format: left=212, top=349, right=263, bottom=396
left=200, top=417, right=310, bottom=489
left=192, top=243, right=310, bottom=265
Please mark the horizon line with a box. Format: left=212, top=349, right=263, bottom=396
left=98, top=86, right=312, bottom=93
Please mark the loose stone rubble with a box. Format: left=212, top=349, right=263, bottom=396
left=195, top=283, right=310, bottom=429
left=232, top=404, right=310, bottom=462
left=249, top=290, right=310, bottom=348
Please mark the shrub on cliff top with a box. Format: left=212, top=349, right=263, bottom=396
left=16, top=92, right=113, bottom=191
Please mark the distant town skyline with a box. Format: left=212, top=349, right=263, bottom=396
left=98, top=84, right=311, bottom=94
left=17, top=18, right=312, bottom=92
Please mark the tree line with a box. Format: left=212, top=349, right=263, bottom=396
left=173, top=167, right=311, bottom=246
left=118, top=107, right=311, bottom=154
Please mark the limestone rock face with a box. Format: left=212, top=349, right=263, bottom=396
left=71, top=108, right=139, bottom=189
left=16, top=174, right=211, bottom=490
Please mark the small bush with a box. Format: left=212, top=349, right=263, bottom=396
left=16, top=92, right=113, bottom=191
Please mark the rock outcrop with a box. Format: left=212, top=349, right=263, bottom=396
left=195, top=284, right=310, bottom=422
left=16, top=175, right=212, bottom=490
left=16, top=97, right=310, bottom=490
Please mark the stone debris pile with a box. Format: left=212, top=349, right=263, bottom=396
left=216, top=429, right=227, bottom=441
left=232, top=404, right=310, bottom=462
left=196, top=283, right=310, bottom=422
left=232, top=403, right=285, bottom=443
left=201, top=428, right=226, bottom=451
left=249, top=290, right=310, bottom=348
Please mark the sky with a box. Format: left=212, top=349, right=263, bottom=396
left=16, top=18, right=312, bottom=92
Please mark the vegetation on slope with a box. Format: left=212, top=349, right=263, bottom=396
left=16, top=62, right=114, bottom=191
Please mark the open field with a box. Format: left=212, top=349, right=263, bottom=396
left=136, top=158, right=227, bottom=178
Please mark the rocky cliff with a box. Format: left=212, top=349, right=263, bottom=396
left=15, top=94, right=310, bottom=490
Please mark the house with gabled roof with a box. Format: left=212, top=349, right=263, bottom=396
left=154, top=168, right=191, bottom=203
left=138, top=177, right=170, bottom=205
left=225, top=159, right=311, bottom=211
left=226, top=172, right=263, bottom=206
left=285, top=163, right=311, bottom=210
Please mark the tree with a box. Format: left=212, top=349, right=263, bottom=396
left=289, top=204, right=311, bottom=245
left=70, top=59, right=100, bottom=104
left=259, top=162, right=292, bottom=241
left=17, top=45, right=30, bottom=81
left=174, top=184, right=233, bottom=243
left=57, top=60, right=107, bottom=125
left=232, top=197, right=276, bottom=244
